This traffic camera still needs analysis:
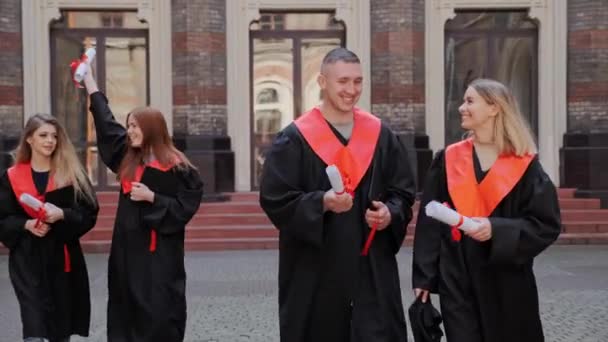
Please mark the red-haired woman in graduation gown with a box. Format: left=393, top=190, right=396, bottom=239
left=412, top=79, right=561, bottom=342
left=82, top=67, right=203, bottom=341
left=0, top=114, right=99, bottom=342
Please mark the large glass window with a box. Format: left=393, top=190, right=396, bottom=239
left=51, top=11, right=149, bottom=189
left=250, top=12, right=345, bottom=189
left=444, top=10, right=538, bottom=145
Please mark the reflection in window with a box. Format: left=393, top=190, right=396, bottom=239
left=101, top=13, right=124, bottom=28
left=51, top=10, right=148, bottom=189
left=250, top=12, right=344, bottom=189
left=51, top=11, right=147, bottom=29
left=251, top=12, right=343, bottom=31
left=444, top=10, right=538, bottom=145
left=257, top=88, right=279, bottom=104
left=446, top=11, right=536, bottom=30
left=256, top=110, right=282, bottom=134
left=260, top=14, right=285, bottom=30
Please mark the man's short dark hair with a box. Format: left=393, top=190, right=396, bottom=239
left=321, top=47, right=360, bottom=69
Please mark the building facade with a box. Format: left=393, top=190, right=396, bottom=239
left=0, top=0, right=606, bottom=203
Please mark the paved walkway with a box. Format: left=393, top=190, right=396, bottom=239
left=1, top=245, right=607, bottom=341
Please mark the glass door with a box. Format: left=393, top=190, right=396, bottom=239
left=250, top=12, right=345, bottom=189
left=51, top=11, right=149, bottom=189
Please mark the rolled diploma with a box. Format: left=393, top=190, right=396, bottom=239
left=325, top=165, right=344, bottom=194
left=73, top=48, right=96, bottom=82
left=19, top=193, right=44, bottom=211
left=424, top=200, right=481, bottom=232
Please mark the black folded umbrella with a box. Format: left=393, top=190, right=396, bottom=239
left=408, top=294, right=444, bottom=342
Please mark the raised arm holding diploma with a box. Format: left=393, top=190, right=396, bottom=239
left=70, top=48, right=96, bottom=87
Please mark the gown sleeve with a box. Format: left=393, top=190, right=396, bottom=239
left=259, top=128, right=326, bottom=248
left=0, top=172, right=28, bottom=249
left=89, top=91, right=128, bottom=173
left=488, top=158, right=561, bottom=265
left=141, top=166, right=204, bottom=235
left=382, top=130, right=417, bottom=253
left=53, top=186, right=100, bottom=242
left=412, top=150, right=447, bottom=293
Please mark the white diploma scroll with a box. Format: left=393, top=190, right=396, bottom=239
left=325, top=165, right=345, bottom=194
left=424, top=200, right=480, bottom=232
left=73, top=48, right=96, bottom=83
left=19, top=193, right=44, bottom=211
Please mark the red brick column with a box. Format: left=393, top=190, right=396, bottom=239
left=562, top=0, right=608, bottom=206
left=0, top=0, right=23, bottom=170
left=568, top=0, right=608, bottom=132
left=370, top=0, right=429, bottom=190
left=172, top=0, right=234, bottom=195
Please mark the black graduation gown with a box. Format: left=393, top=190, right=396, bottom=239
left=412, top=149, right=561, bottom=342
left=89, top=92, right=204, bottom=342
left=0, top=172, right=98, bottom=340
left=260, top=122, right=416, bottom=342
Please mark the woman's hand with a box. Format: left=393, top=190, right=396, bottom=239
left=82, top=62, right=99, bottom=95
left=43, top=202, right=64, bottom=223
left=24, top=219, right=51, bottom=237
left=130, top=182, right=155, bottom=203
left=466, top=217, right=493, bottom=242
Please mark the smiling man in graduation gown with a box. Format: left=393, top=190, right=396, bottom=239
left=259, top=47, right=416, bottom=342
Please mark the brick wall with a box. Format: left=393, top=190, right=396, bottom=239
left=370, top=0, right=425, bottom=135
left=568, top=0, right=608, bottom=132
left=0, top=0, right=23, bottom=137
left=172, top=0, right=227, bottom=136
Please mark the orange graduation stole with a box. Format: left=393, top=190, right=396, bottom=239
left=445, top=139, right=534, bottom=241
left=7, top=163, right=72, bottom=272
left=121, top=159, right=175, bottom=252
left=295, top=107, right=381, bottom=255
left=294, top=107, right=381, bottom=194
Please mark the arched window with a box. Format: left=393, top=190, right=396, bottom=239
left=257, top=88, right=279, bottom=104
left=444, top=10, right=538, bottom=145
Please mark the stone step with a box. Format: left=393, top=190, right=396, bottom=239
left=558, top=198, right=601, bottom=209
left=97, top=201, right=267, bottom=216
left=95, top=194, right=597, bottom=217
left=95, top=213, right=273, bottom=227
left=5, top=232, right=607, bottom=255
left=560, top=210, right=608, bottom=221
left=81, top=225, right=280, bottom=240
left=80, top=221, right=606, bottom=244
left=95, top=188, right=581, bottom=204
left=562, top=222, right=608, bottom=234
left=92, top=207, right=608, bottom=231
left=554, top=233, right=608, bottom=245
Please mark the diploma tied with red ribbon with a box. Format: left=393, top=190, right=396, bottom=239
left=19, top=193, right=46, bottom=228
left=424, top=200, right=481, bottom=241
left=70, top=48, right=96, bottom=88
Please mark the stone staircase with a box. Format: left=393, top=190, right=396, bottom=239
left=1, top=188, right=607, bottom=254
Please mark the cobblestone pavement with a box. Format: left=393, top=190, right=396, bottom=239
left=1, top=245, right=607, bottom=342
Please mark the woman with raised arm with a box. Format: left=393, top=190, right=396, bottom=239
left=0, top=114, right=99, bottom=342
left=412, top=78, right=561, bottom=342
left=82, top=65, right=203, bottom=342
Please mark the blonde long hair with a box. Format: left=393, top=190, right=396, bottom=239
left=13, top=114, right=96, bottom=202
left=468, top=78, right=537, bottom=156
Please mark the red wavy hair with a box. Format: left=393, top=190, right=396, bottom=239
left=118, top=107, right=193, bottom=180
